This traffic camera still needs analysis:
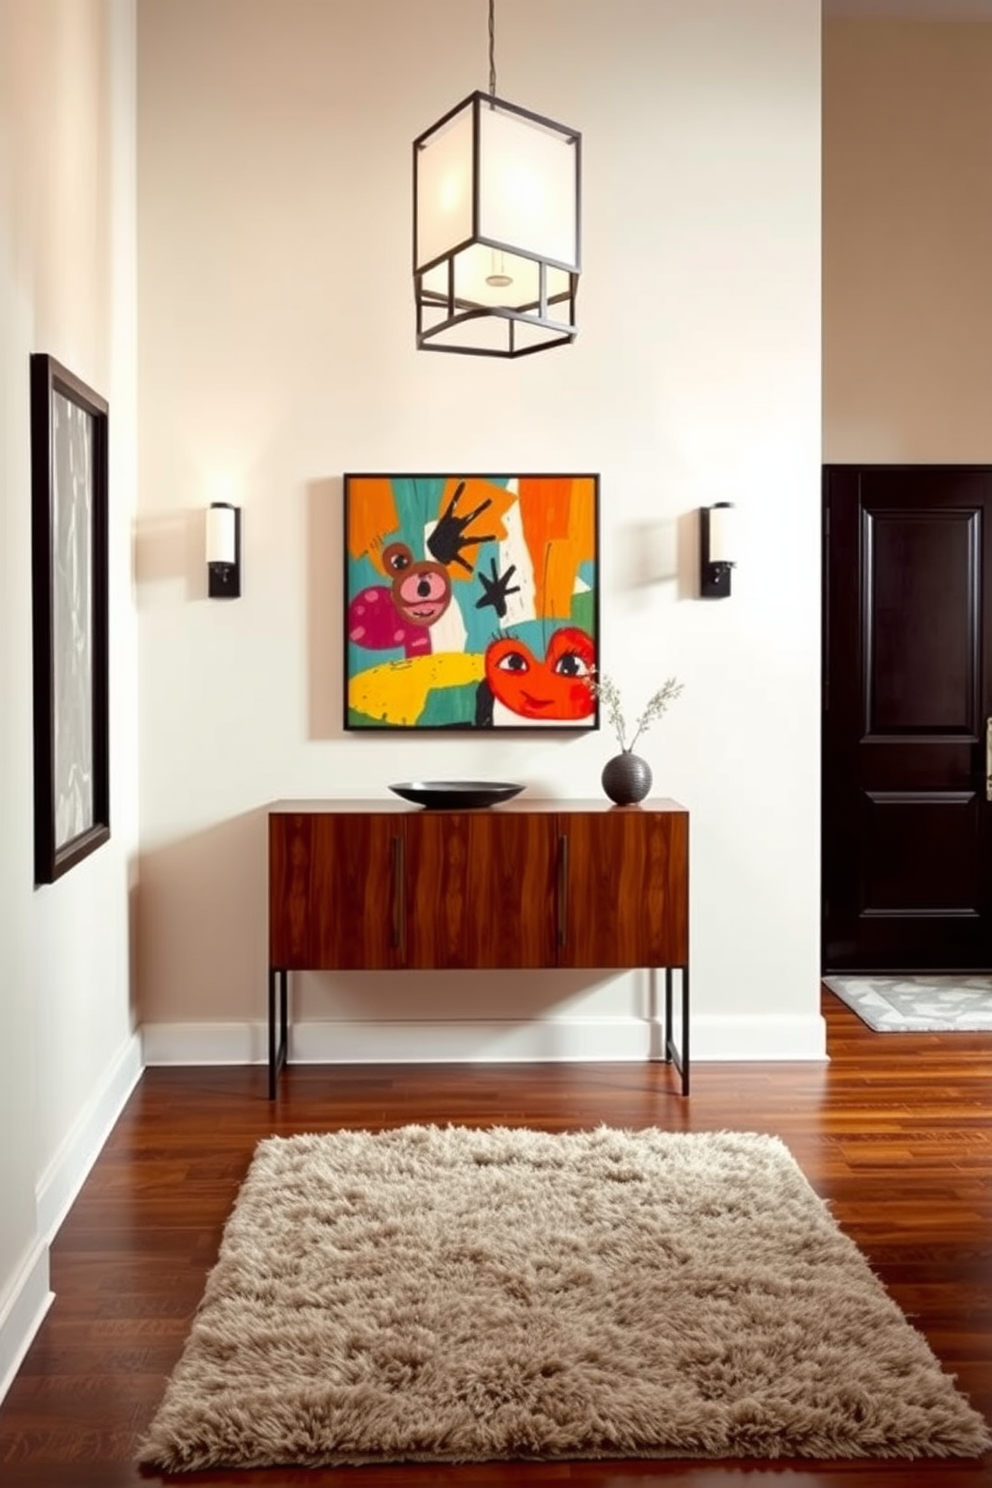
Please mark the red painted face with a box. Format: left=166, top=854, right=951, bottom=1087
left=485, top=627, right=595, bottom=720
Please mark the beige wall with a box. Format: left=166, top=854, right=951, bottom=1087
left=824, top=19, right=992, bottom=460
left=0, top=0, right=139, bottom=1396
left=136, top=0, right=824, bottom=1065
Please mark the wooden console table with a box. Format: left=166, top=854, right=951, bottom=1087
left=267, top=798, right=689, bottom=1099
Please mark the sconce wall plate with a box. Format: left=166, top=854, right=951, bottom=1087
left=206, top=502, right=241, bottom=599
left=700, top=502, right=735, bottom=600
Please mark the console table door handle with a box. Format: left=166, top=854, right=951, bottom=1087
left=392, top=833, right=405, bottom=956
left=558, top=833, right=568, bottom=947
left=987, top=717, right=992, bottom=801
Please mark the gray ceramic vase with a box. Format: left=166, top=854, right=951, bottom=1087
left=601, top=751, right=652, bottom=806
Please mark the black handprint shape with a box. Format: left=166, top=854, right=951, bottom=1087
left=474, top=560, right=520, bottom=620
left=427, top=481, right=497, bottom=573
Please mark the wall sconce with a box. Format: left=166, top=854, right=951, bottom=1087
left=206, top=502, right=241, bottom=599
left=699, top=502, right=736, bottom=599
left=412, top=0, right=581, bottom=357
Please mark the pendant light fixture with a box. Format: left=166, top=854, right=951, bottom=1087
left=413, top=0, right=581, bottom=358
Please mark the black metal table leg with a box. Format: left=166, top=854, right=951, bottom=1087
left=663, top=965, right=690, bottom=1097
left=664, top=967, right=673, bottom=1065
left=268, top=968, right=289, bottom=1099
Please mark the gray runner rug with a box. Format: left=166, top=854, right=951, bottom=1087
left=824, top=975, right=992, bottom=1032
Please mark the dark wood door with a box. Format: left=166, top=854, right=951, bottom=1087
left=403, top=811, right=558, bottom=968
left=823, top=465, right=992, bottom=971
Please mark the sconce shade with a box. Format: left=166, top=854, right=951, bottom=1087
left=206, top=504, right=236, bottom=565
left=700, top=502, right=736, bottom=600
left=707, top=503, right=735, bottom=565
left=206, top=502, right=241, bottom=599
left=414, top=91, right=581, bottom=357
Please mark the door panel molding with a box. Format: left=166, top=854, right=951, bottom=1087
left=860, top=506, right=980, bottom=737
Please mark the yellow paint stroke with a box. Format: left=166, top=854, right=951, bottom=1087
left=518, top=476, right=596, bottom=618
left=349, top=651, right=485, bottom=726
left=438, top=478, right=518, bottom=583
left=348, top=477, right=398, bottom=563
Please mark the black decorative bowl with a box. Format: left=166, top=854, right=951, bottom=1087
left=388, top=781, right=525, bottom=810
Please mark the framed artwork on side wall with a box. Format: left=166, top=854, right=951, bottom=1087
left=344, top=473, right=600, bottom=731
left=30, top=353, right=110, bottom=884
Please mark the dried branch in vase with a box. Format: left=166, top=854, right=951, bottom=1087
left=588, top=674, right=684, bottom=754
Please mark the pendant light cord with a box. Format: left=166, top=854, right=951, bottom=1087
left=488, top=0, right=496, bottom=98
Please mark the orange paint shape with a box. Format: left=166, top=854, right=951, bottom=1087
left=541, top=539, right=582, bottom=619
left=518, top=477, right=595, bottom=618
left=348, top=478, right=399, bottom=564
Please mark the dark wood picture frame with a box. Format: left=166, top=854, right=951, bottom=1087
left=343, top=473, right=600, bottom=731
left=30, top=354, right=110, bottom=884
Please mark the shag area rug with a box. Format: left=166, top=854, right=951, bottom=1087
left=824, top=975, right=992, bottom=1032
left=138, top=1126, right=991, bottom=1471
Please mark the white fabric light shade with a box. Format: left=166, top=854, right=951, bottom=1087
left=205, top=503, right=237, bottom=565
left=707, top=504, right=736, bottom=564
left=414, top=92, right=580, bottom=357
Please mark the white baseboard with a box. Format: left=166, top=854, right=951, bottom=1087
left=142, top=1013, right=828, bottom=1066
left=0, top=1031, right=144, bottom=1409
left=0, top=1241, right=53, bottom=1407
left=291, top=1017, right=654, bottom=1063
left=691, top=1015, right=827, bottom=1061
left=141, top=1020, right=265, bottom=1065
left=35, top=1029, right=144, bottom=1241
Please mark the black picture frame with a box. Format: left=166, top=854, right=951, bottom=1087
left=343, top=473, right=601, bottom=731
left=30, top=354, right=110, bottom=884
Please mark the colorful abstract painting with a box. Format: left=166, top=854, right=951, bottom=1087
left=344, top=474, right=599, bottom=731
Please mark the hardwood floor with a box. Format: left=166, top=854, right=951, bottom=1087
left=1, top=988, right=990, bottom=1487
